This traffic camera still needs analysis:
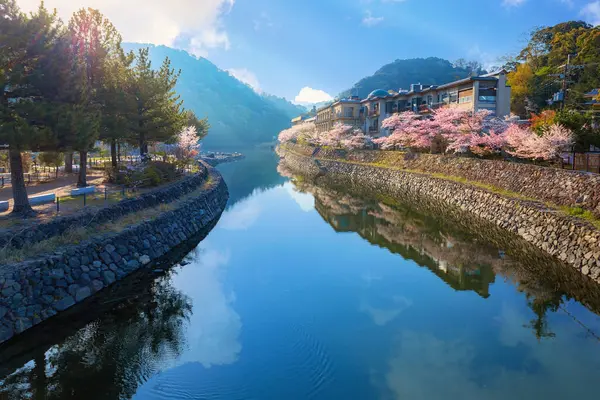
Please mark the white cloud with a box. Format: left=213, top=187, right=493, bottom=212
left=502, top=0, right=526, bottom=7
left=362, top=10, right=384, bottom=27
left=171, top=248, right=242, bottom=368
left=218, top=196, right=262, bottom=230
left=17, top=0, right=234, bottom=57
left=294, top=87, right=334, bottom=105
left=467, top=45, right=500, bottom=72
left=581, top=1, right=600, bottom=25
left=284, top=182, right=314, bottom=212
left=227, top=68, right=262, bottom=93
left=253, top=11, right=274, bottom=31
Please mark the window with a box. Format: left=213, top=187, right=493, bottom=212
left=449, top=92, right=458, bottom=103
left=385, top=102, right=394, bottom=114
left=459, top=96, right=472, bottom=104
left=344, top=107, right=354, bottom=117
left=478, top=96, right=496, bottom=103
left=478, top=87, right=497, bottom=103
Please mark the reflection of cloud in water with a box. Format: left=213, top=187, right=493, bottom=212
left=384, top=305, right=600, bottom=399
left=360, top=296, right=413, bottom=326
left=172, top=248, right=242, bottom=368
left=284, top=182, right=314, bottom=212
left=219, top=196, right=262, bottom=230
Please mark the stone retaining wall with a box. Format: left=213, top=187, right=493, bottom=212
left=0, top=165, right=228, bottom=344
left=0, top=165, right=209, bottom=250
left=279, top=147, right=600, bottom=285
left=284, top=143, right=600, bottom=217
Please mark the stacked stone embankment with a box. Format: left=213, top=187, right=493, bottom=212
left=0, top=166, right=210, bottom=249
left=279, top=145, right=600, bottom=285
left=0, top=163, right=228, bottom=344
left=285, top=143, right=600, bottom=217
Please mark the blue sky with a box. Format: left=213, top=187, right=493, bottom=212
left=19, top=0, right=600, bottom=103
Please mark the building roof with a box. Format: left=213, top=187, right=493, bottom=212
left=436, top=76, right=497, bottom=91
left=368, top=89, right=392, bottom=99
left=584, top=88, right=599, bottom=98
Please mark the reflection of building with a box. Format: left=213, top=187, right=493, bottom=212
left=313, top=192, right=496, bottom=298
left=315, top=98, right=362, bottom=133
left=361, top=70, right=512, bottom=135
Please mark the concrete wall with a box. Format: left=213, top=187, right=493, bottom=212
left=278, top=146, right=600, bottom=285
left=0, top=167, right=228, bottom=345
left=496, top=73, right=511, bottom=117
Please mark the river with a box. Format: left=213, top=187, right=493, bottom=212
left=1, top=150, right=600, bottom=399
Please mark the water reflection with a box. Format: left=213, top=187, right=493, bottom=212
left=2, top=154, right=600, bottom=399
left=169, top=248, right=242, bottom=368
left=288, top=175, right=600, bottom=341
left=0, top=271, right=191, bottom=400
left=217, top=149, right=285, bottom=207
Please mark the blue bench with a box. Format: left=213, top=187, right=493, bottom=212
left=0, top=201, right=8, bottom=212
left=70, top=186, right=96, bottom=196
left=30, top=193, right=56, bottom=205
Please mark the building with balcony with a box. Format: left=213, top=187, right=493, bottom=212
left=361, top=70, right=512, bottom=135
left=584, top=88, right=600, bottom=113
left=315, top=98, right=362, bottom=132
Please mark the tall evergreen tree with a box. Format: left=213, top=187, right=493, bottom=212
left=129, top=48, right=184, bottom=160
left=0, top=0, right=62, bottom=215
left=67, top=8, right=123, bottom=186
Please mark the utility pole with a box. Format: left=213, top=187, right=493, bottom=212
left=561, top=54, right=572, bottom=110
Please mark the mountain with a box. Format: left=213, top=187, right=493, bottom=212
left=261, top=94, right=307, bottom=119
left=123, top=43, right=294, bottom=150
left=340, top=57, right=481, bottom=99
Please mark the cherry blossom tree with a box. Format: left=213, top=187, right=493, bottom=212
left=505, top=123, right=573, bottom=160
left=320, top=123, right=372, bottom=150
left=175, top=126, right=201, bottom=161
left=278, top=122, right=319, bottom=144
left=375, top=112, right=433, bottom=150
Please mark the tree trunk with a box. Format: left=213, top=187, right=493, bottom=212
left=9, top=149, right=34, bottom=216
left=33, top=353, right=47, bottom=400
left=117, top=141, right=121, bottom=163
left=77, top=151, right=87, bottom=187
left=55, top=166, right=58, bottom=178
left=110, top=139, right=118, bottom=168
left=139, top=132, right=149, bottom=162
left=64, top=152, right=73, bottom=173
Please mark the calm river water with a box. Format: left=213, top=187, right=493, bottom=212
left=1, top=150, right=600, bottom=399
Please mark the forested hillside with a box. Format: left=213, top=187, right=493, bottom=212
left=340, top=57, right=482, bottom=98
left=124, top=44, right=297, bottom=149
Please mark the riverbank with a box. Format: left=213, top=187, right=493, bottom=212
left=0, top=162, right=229, bottom=344
left=200, top=151, right=245, bottom=167
left=278, top=144, right=600, bottom=284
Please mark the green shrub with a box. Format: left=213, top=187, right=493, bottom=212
left=104, top=162, right=178, bottom=187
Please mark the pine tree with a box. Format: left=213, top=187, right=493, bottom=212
left=129, top=48, right=184, bottom=160
left=0, top=0, right=62, bottom=215
left=67, top=8, right=123, bottom=186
